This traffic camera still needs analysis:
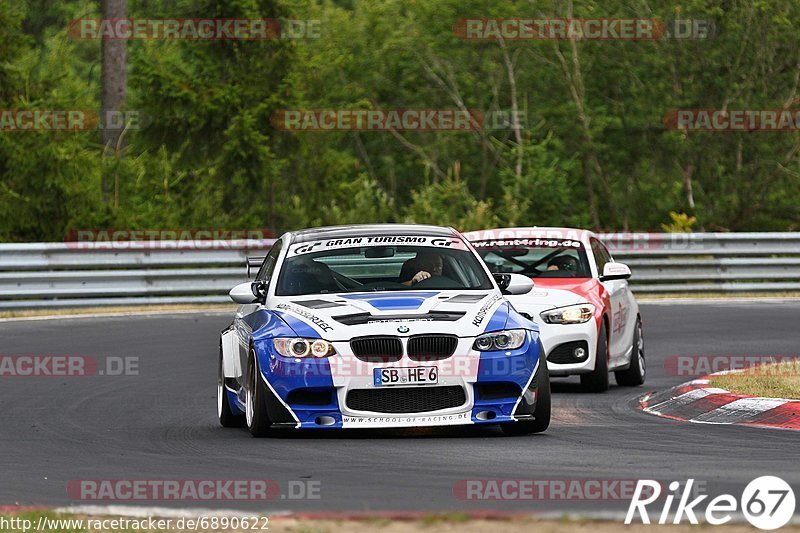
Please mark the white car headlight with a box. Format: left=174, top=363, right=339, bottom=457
left=472, top=329, right=527, bottom=352
left=540, top=304, right=595, bottom=324
left=273, top=338, right=336, bottom=358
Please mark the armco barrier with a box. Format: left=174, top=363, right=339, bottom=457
left=601, top=232, right=800, bottom=292
left=0, top=233, right=797, bottom=309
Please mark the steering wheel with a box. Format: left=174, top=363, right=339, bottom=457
left=357, top=281, right=408, bottom=291
left=412, top=276, right=462, bottom=289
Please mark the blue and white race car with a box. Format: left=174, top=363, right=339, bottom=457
left=218, top=224, right=550, bottom=436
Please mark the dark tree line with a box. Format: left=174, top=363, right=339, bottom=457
left=0, top=0, right=799, bottom=241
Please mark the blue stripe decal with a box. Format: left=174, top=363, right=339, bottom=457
left=340, top=291, right=440, bottom=311
left=227, top=390, right=244, bottom=415
left=274, top=311, right=323, bottom=339
left=255, top=338, right=342, bottom=429
left=483, top=302, right=509, bottom=333
left=472, top=332, right=539, bottom=424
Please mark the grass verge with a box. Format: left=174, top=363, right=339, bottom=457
left=709, top=360, right=800, bottom=399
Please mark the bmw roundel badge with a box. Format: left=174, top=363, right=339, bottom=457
left=397, top=325, right=410, bottom=333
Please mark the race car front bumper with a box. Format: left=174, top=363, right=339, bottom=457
left=250, top=333, right=541, bottom=429
left=535, top=320, right=599, bottom=376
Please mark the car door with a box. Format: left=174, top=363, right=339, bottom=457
left=234, top=239, right=282, bottom=385
left=591, top=237, right=631, bottom=367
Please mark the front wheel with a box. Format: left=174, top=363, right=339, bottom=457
left=581, top=321, right=610, bottom=393
left=615, top=316, right=646, bottom=386
left=501, top=360, right=551, bottom=436
left=245, top=348, right=272, bottom=437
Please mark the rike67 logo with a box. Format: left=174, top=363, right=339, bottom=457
left=626, top=477, right=796, bottom=530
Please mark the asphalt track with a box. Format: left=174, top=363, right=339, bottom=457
left=1, top=301, right=798, bottom=514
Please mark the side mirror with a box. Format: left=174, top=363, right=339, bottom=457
left=493, top=273, right=534, bottom=295
left=229, top=281, right=268, bottom=304
left=600, top=262, right=632, bottom=282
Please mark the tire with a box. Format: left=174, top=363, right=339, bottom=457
left=218, top=346, right=245, bottom=428
left=245, top=347, right=272, bottom=437
left=581, top=320, right=610, bottom=393
left=501, top=358, right=551, bottom=436
left=615, top=316, right=646, bottom=386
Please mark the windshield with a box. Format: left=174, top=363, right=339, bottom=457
left=472, top=238, right=591, bottom=279
left=275, top=238, right=493, bottom=296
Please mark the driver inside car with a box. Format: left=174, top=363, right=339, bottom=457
left=399, top=252, right=444, bottom=286
left=280, top=257, right=339, bottom=295
left=546, top=255, right=578, bottom=273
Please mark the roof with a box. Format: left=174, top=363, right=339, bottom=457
left=288, top=224, right=458, bottom=243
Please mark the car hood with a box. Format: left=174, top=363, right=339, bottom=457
left=270, top=289, right=513, bottom=340
left=504, top=278, right=595, bottom=314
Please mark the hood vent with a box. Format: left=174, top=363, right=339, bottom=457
left=446, top=294, right=488, bottom=303
left=333, top=311, right=466, bottom=326
left=293, top=299, right=346, bottom=309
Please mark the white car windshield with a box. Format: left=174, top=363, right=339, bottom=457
left=275, top=242, right=493, bottom=296
left=473, top=238, right=592, bottom=278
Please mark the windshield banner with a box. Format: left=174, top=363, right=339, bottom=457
left=288, top=235, right=466, bottom=256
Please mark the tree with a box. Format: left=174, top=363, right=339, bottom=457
left=100, top=0, right=128, bottom=207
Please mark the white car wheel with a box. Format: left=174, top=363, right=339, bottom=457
left=615, top=317, right=646, bottom=386
left=218, top=346, right=244, bottom=427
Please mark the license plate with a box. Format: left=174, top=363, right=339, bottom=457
left=373, top=366, right=438, bottom=386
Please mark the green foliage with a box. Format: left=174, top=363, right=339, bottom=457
left=496, top=134, right=584, bottom=228
left=287, top=172, right=393, bottom=228
left=1, top=0, right=800, bottom=241
left=403, top=174, right=498, bottom=231
left=661, top=211, right=697, bottom=233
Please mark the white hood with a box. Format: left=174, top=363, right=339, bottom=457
left=505, top=286, right=587, bottom=314
left=271, top=289, right=507, bottom=340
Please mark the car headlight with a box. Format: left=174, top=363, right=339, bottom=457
left=540, top=304, right=595, bottom=324
left=472, top=329, right=527, bottom=352
left=273, top=338, right=336, bottom=358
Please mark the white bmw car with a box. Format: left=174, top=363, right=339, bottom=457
left=219, top=224, right=551, bottom=436
left=464, top=227, right=645, bottom=392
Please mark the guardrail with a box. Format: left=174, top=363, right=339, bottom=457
left=0, top=233, right=797, bottom=309
left=602, top=232, right=800, bottom=293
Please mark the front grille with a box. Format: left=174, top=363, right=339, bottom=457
left=350, top=336, right=403, bottom=363
left=346, top=386, right=466, bottom=414
left=547, top=340, right=590, bottom=364
left=407, top=334, right=458, bottom=361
